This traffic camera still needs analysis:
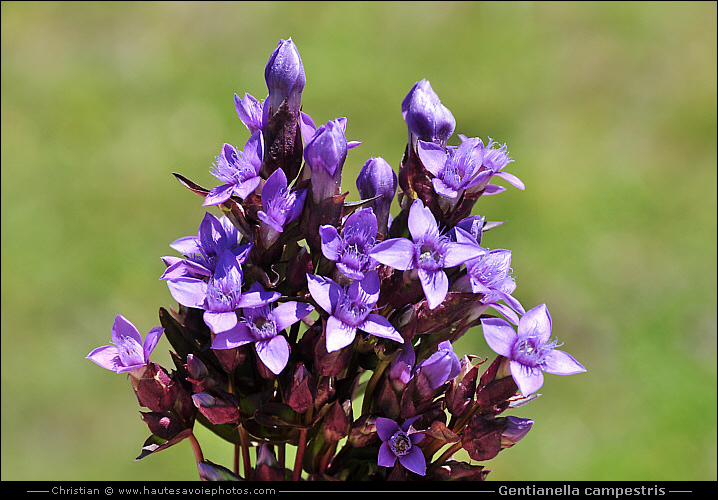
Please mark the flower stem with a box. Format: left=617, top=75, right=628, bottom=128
left=188, top=432, right=205, bottom=479
left=238, top=425, right=253, bottom=480
left=292, top=427, right=309, bottom=481
left=361, top=358, right=390, bottom=416
left=427, top=442, right=463, bottom=475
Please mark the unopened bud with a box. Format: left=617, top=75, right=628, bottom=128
left=265, top=38, right=305, bottom=116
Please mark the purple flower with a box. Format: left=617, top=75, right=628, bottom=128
left=265, top=38, right=305, bottom=116
left=415, top=340, right=461, bottom=389
left=212, top=302, right=314, bottom=375
left=417, top=136, right=487, bottom=199
left=203, top=131, right=264, bottom=206
left=306, top=270, right=403, bottom=353
left=234, top=92, right=267, bottom=135
left=481, top=304, right=586, bottom=396
left=257, top=167, right=307, bottom=233
left=161, top=212, right=248, bottom=280
left=166, top=249, right=280, bottom=334
left=465, top=249, right=525, bottom=324
left=370, top=198, right=485, bottom=309
left=304, top=118, right=349, bottom=204
left=459, top=134, right=524, bottom=195
left=87, top=315, right=163, bottom=374
left=402, top=79, right=455, bottom=146
left=356, top=157, right=397, bottom=237
left=388, top=338, right=416, bottom=391
left=319, top=208, right=378, bottom=280
left=376, top=416, right=426, bottom=476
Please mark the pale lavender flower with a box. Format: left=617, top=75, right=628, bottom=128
left=370, top=198, right=485, bottom=309
left=166, top=249, right=280, bottom=335
left=306, top=270, right=403, bottom=353
left=481, top=303, right=586, bottom=396
left=376, top=416, right=426, bottom=476
left=203, top=131, right=264, bottom=206
left=465, top=249, right=525, bottom=324
left=211, top=302, right=314, bottom=375
left=415, top=340, right=461, bottom=390
left=319, top=207, right=378, bottom=280
left=356, top=157, right=397, bottom=237
left=416, top=136, right=486, bottom=199
left=87, top=315, right=163, bottom=374
left=265, top=38, right=305, bottom=116
left=402, top=79, right=455, bottom=146
left=257, top=167, right=307, bottom=233
left=458, top=134, right=524, bottom=195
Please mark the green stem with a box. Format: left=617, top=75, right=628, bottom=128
left=427, top=441, right=463, bottom=475
left=361, top=358, right=390, bottom=416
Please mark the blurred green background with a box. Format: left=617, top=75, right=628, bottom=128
left=2, top=1, right=715, bottom=481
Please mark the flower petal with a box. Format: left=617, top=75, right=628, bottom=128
left=375, top=417, right=401, bottom=441
left=399, top=447, right=427, bottom=476
left=510, top=360, right=544, bottom=396
left=319, top=225, right=342, bottom=262
left=272, top=301, right=314, bottom=332
left=255, top=335, right=290, bottom=375
left=418, top=268, right=449, bottom=310
left=495, top=171, right=525, bottom=190
left=306, top=273, right=342, bottom=315
left=407, top=199, right=438, bottom=241
left=111, top=315, right=145, bottom=367
left=443, top=241, right=485, bottom=268
left=542, top=349, right=586, bottom=375
left=359, top=313, right=403, bottom=343
left=416, top=140, right=448, bottom=177
left=86, top=345, right=122, bottom=372
left=166, top=277, right=207, bottom=309
left=369, top=238, right=415, bottom=271
left=204, top=310, right=239, bottom=334
left=431, top=178, right=459, bottom=198
left=211, top=323, right=253, bottom=349
left=480, top=316, right=517, bottom=357
left=142, top=327, right=164, bottom=362
left=203, top=183, right=235, bottom=206
left=518, top=303, right=552, bottom=343
left=325, top=316, right=357, bottom=353
left=378, top=442, right=398, bottom=467
left=234, top=175, right=262, bottom=200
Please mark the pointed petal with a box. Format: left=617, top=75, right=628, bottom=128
left=166, top=277, right=207, bottom=309
left=159, top=259, right=211, bottom=281
left=495, top=171, right=525, bottom=190
left=211, top=323, right=253, bottom=349
left=543, top=349, right=586, bottom=375
left=407, top=199, right=438, bottom=240
left=443, top=241, right=485, bottom=268
left=488, top=302, right=521, bottom=326
left=325, top=316, right=356, bottom=353
left=416, top=140, right=448, bottom=177
left=359, top=314, right=403, bottom=343
left=432, top=178, right=459, bottom=198
left=203, top=184, right=235, bottom=206
left=375, top=417, right=401, bottom=441
left=143, top=327, right=164, bottom=362
left=272, top=301, right=314, bottom=332
left=418, top=268, right=449, bottom=310
left=480, top=316, right=517, bottom=357
left=234, top=175, right=261, bottom=200
left=255, top=336, right=290, bottom=375
left=510, top=360, right=544, bottom=396
left=369, top=238, right=415, bottom=271
left=482, top=184, right=506, bottom=195
left=111, top=315, right=145, bottom=367
left=399, top=447, right=427, bottom=476
left=518, top=304, right=552, bottom=343
left=378, top=442, right=398, bottom=468
left=235, top=283, right=281, bottom=309
left=86, top=345, right=122, bottom=372
left=169, top=236, right=201, bottom=257
left=242, top=130, right=264, bottom=168
left=306, top=274, right=342, bottom=315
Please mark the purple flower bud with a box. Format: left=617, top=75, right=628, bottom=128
left=356, top=157, right=398, bottom=236
left=402, top=79, right=455, bottom=146
left=415, top=340, right=461, bottom=390
left=501, top=416, right=534, bottom=448
left=304, top=118, right=349, bottom=204
left=265, top=38, right=305, bottom=116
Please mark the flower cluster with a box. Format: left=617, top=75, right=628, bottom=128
left=87, top=38, right=585, bottom=481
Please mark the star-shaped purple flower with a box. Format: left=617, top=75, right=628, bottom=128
left=166, top=249, right=280, bottom=335
left=319, top=207, right=378, bottom=280
left=257, top=167, right=307, bottom=233
left=369, top=198, right=485, bottom=309
left=306, top=270, right=403, bottom=353
left=481, top=303, right=586, bottom=396
left=211, top=301, right=314, bottom=375
left=203, top=131, right=264, bottom=206
left=234, top=92, right=267, bottom=135
left=376, top=416, right=426, bottom=476
left=86, top=315, right=163, bottom=374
